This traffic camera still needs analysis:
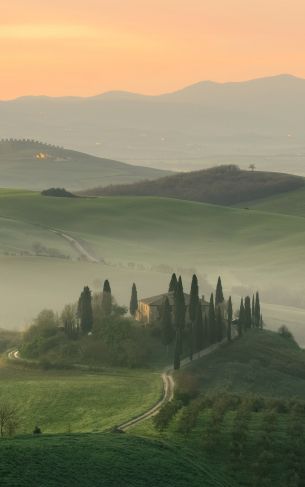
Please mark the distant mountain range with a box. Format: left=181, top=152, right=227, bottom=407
left=0, top=140, right=170, bottom=191
left=83, top=164, right=304, bottom=206
left=1, top=74, right=305, bottom=175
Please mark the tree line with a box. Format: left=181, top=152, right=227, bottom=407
left=45, top=273, right=263, bottom=370
left=159, top=273, right=263, bottom=370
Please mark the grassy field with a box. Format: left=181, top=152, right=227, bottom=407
left=0, top=433, right=232, bottom=487
left=1, top=189, right=305, bottom=343
left=0, top=363, right=161, bottom=434
left=242, top=186, right=305, bottom=218
left=185, top=330, right=305, bottom=398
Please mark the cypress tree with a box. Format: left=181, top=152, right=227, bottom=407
left=238, top=298, right=245, bottom=337
left=244, top=296, right=252, bottom=329
left=216, top=306, right=223, bottom=343
left=227, top=296, right=233, bottom=341
left=130, top=283, right=138, bottom=317
left=194, top=302, right=204, bottom=352
left=215, top=276, right=224, bottom=306
left=173, top=276, right=186, bottom=368
left=189, top=274, right=199, bottom=323
left=255, top=292, right=261, bottom=328
left=78, top=286, right=93, bottom=334
left=169, top=273, right=178, bottom=293
left=102, top=279, right=112, bottom=316
left=160, top=297, right=175, bottom=353
left=252, top=295, right=255, bottom=327
left=174, top=277, right=186, bottom=331
left=208, top=293, right=216, bottom=344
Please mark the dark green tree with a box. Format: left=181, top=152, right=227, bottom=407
left=227, top=296, right=233, bottom=341
left=102, top=279, right=112, bottom=316
left=160, top=297, right=175, bottom=353
left=255, top=292, right=261, bottom=328
left=129, top=283, right=138, bottom=317
left=215, top=276, right=224, bottom=306
left=244, top=296, right=252, bottom=329
left=189, top=274, right=199, bottom=323
left=252, top=295, right=255, bottom=327
left=208, top=293, right=216, bottom=344
left=174, top=277, right=186, bottom=331
left=173, top=276, right=186, bottom=368
left=78, top=286, right=93, bottom=334
left=216, top=306, right=223, bottom=342
left=169, top=273, right=178, bottom=293
left=238, top=298, right=245, bottom=337
left=194, top=303, right=204, bottom=352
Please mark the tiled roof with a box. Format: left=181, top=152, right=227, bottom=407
left=140, top=291, right=209, bottom=307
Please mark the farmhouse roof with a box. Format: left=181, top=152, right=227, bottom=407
left=140, top=291, right=209, bottom=307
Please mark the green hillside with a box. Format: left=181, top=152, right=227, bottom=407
left=133, top=331, right=305, bottom=486
left=84, top=165, right=304, bottom=205
left=184, top=330, right=305, bottom=399
left=0, top=433, right=231, bottom=487
left=0, top=139, right=170, bottom=191
left=0, top=363, right=161, bottom=434
left=1, top=189, right=305, bottom=342
left=241, top=186, right=305, bottom=218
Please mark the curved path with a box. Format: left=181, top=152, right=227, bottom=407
left=50, top=229, right=99, bottom=263
left=7, top=340, right=227, bottom=432
left=118, top=340, right=226, bottom=431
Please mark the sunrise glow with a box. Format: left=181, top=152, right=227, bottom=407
left=1, top=0, right=305, bottom=99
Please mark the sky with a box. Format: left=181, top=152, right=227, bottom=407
left=1, top=0, right=305, bottom=99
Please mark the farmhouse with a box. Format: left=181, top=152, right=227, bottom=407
left=136, top=291, right=210, bottom=325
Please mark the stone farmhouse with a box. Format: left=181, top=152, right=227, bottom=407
left=136, top=291, right=210, bottom=325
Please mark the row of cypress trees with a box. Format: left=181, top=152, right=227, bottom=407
left=162, top=274, right=263, bottom=370
left=238, top=292, right=262, bottom=336
left=162, top=274, right=230, bottom=370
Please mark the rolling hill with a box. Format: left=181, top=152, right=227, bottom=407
left=1, top=189, right=305, bottom=343
left=83, top=165, right=305, bottom=206
left=0, top=139, right=170, bottom=191
left=2, top=75, right=305, bottom=174
left=0, top=433, right=231, bottom=487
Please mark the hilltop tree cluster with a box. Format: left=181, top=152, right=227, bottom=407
left=160, top=274, right=263, bottom=370
left=161, top=274, right=231, bottom=370
left=21, top=274, right=262, bottom=370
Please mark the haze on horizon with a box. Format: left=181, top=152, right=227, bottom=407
left=1, top=0, right=305, bottom=99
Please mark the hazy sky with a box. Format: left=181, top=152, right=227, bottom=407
left=1, top=0, right=305, bottom=98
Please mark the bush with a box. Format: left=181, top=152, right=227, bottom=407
left=175, top=373, right=200, bottom=404
left=278, top=325, right=295, bottom=342
left=153, top=400, right=183, bottom=431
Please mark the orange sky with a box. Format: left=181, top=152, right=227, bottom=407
left=1, top=0, right=305, bottom=99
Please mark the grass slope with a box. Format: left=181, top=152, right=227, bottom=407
left=186, top=330, right=305, bottom=398
left=0, top=433, right=230, bottom=487
left=84, top=165, right=304, bottom=205
left=0, top=140, right=170, bottom=191
left=0, top=364, right=161, bottom=434
left=242, top=186, right=305, bottom=218
left=133, top=331, right=305, bottom=486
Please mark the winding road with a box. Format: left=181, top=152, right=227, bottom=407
left=118, top=340, right=226, bottom=431
left=7, top=340, right=227, bottom=432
